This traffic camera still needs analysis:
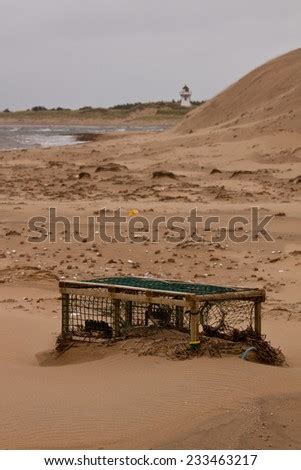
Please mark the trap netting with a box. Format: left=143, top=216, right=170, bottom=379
left=63, top=293, right=191, bottom=340
left=199, top=300, right=255, bottom=336
left=62, top=291, right=256, bottom=341
left=65, top=294, right=115, bottom=339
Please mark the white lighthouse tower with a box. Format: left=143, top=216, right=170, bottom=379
left=179, top=84, right=192, bottom=107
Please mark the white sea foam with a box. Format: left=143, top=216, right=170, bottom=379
left=0, top=124, right=169, bottom=150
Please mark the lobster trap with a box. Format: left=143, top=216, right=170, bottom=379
left=59, top=276, right=265, bottom=345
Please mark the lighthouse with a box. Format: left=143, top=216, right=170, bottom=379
left=179, top=84, right=192, bottom=107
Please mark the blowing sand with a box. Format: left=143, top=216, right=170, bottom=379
left=0, top=49, right=301, bottom=449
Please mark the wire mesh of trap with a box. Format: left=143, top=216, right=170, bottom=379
left=200, top=299, right=255, bottom=334
left=65, top=292, right=255, bottom=341
left=68, top=294, right=114, bottom=335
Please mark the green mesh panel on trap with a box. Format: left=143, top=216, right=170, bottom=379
left=84, top=276, right=241, bottom=296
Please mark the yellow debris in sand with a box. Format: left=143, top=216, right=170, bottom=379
left=128, top=209, right=139, bottom=217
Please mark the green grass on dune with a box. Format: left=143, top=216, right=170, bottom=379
left=0, top=101, right=204, bottom=123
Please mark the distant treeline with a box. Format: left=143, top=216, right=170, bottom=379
left=2, top=106, right=72, bottom=112
left=110, top=100, right=204, bottom=110
left=2, top=100, right=205, bottom=113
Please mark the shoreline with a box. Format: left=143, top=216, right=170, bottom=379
left=0, top=102, right=197, bottom=127
left=0, top=117, right=178, bottom=126
left=0, top=123, right=167, bottom=151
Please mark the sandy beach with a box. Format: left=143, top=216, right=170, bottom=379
left=0, top=49, right=301, bottom=450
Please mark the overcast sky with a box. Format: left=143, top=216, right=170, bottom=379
left=0, top=0, right=300, bottom=110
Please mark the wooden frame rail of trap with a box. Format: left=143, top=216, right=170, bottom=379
left=59, top=278, right=265, bottom=347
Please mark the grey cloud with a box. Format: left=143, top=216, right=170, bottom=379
left=0, top=0, right=300, bottom=109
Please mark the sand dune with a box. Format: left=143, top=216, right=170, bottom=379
left=175, top=48, right=301, bottom=135
left=0, top=285, right=300, bottom=449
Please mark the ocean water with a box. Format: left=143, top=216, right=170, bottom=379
left=0, top=124, right=167, bottom=150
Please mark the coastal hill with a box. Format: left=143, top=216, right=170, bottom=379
left=175, top=48, right=301, bottom=135
left=0, top=101, right=203, bottom=125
